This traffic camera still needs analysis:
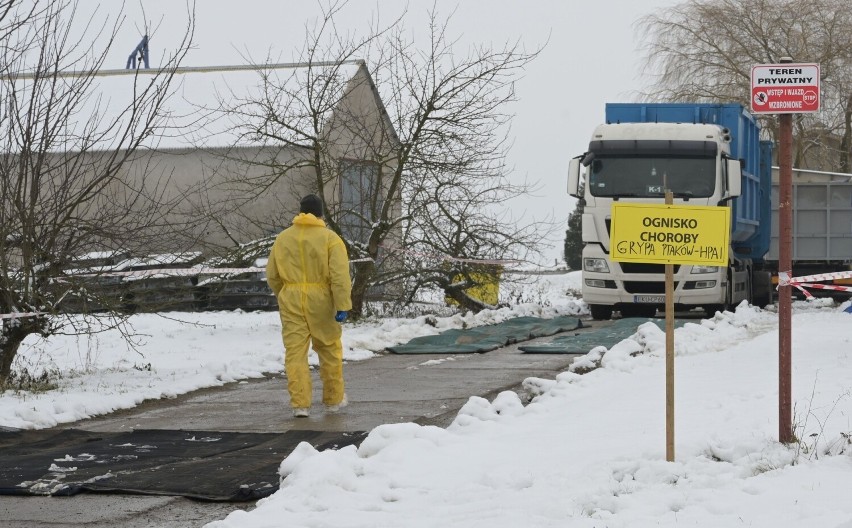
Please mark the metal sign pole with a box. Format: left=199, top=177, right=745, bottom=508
left=751, top=57, right=820, bottom=444
left=778, top=63, right=794, bottom=444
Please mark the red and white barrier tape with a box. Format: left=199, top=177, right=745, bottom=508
left=782, top=269, right=852, bottom=284
left=778, top=270, right=852, bottom=299
left=793, top=283, right=852, bottom=299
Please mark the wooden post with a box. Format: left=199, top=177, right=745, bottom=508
left=665, top=190, right=675, bottom=461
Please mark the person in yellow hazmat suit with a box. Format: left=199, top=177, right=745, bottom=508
left=266, top=194, right=352, bottom=418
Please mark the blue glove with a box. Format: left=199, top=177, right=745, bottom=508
left=335, top=310, right=348, bottom=323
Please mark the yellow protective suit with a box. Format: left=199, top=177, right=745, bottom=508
left=266, top=213, right=352, bottom=409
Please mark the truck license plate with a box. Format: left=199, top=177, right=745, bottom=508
left=634, top=295, right=665, bottom=303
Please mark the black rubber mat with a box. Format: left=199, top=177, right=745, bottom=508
left=0, top=428, right=365, bottom=501
left=386, top=316, right=584, bottom=354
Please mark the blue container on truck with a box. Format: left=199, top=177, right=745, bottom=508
left=604, top=103, right=773, bottom=263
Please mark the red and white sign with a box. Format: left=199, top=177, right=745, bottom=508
left=751, top=63, right=820, bottom=114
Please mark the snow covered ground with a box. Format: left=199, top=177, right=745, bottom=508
left=0, top=272, right=585, bottom=430
left=3, top=272, right=852, bottom=527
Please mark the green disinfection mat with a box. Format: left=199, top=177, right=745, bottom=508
left=519, top=317, right=687, bottom=354
left=386, top=315, right=584, bottom=354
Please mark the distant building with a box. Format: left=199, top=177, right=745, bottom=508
left=69, top=60, right=401, bottom=259
left=6, top=60, right=404, bottom=312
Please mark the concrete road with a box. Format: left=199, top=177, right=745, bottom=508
left=1, top=324, right=599, bottom=528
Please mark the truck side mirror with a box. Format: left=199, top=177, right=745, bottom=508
left=568, top=158, right=582, bottom=198
left=726, top=158, right=742, bottom=198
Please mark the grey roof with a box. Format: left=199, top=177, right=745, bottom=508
left=8, top=61, right=372, bottom=150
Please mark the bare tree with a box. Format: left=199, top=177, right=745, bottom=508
left=0, top=0, right=195, bottom=383
left=372, top=10, right=550, bottom=313
left=637, top=0, right=852, bottom=171
left=207, top=2, right=546, bottom=316
left=177, top=1, right=390, bottom=256
left=396, top=172, right=546, bottom=312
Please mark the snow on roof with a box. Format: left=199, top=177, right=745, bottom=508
left=71, top=250, right=129, bottom=262
left=119, top=252, right=203, bottom=269
left=62, top=251, right=203, bottom=276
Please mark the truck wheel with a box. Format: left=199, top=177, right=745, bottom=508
left=590, top=304, right=613, bottom=320
left=752, top=271, right=772, bottom=308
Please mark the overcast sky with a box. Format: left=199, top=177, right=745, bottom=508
left=108, top=0, right=683, bottom=263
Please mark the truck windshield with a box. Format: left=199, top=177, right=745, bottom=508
left=587, top=156, right=715, bottom=198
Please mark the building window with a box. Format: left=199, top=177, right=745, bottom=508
left=340, top=160, right=380, bottom=244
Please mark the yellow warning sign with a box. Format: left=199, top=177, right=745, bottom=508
left=610, top=203, right=730, bottom=266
